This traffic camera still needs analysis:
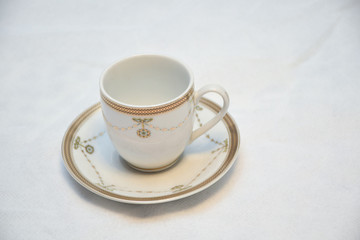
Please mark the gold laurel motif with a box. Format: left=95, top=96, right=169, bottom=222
left=133, top=118, right=153, bottom=138
left=72, top=132, right=106, bottom=185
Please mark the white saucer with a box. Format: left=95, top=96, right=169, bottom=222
left=62, top=98, right=240, bottom=204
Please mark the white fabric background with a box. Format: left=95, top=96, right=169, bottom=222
left=1, top=0, right=360, bottom=239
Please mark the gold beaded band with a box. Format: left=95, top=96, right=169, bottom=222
left=101, top=87, right=194, bottom=115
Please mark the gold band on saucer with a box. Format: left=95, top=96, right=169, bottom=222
left=101, top=87, right=194, bottom=115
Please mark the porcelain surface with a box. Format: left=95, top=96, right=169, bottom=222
left=100, top=55, right=230, bottom=171
left=62, top=98, right=240, bottom=204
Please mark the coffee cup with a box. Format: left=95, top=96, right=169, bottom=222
left=100, top=55, right=229, bottom=172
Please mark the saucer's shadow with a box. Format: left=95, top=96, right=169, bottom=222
left=60, top=151, right=243, bottom=219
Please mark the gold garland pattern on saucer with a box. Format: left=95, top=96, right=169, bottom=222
left=72, top=106, right=228, bottom=194
left=62, top=98, right=240, bottom=203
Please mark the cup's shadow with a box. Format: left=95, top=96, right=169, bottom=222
left=118, top=152, right=183, bottom=174
left=60, top=150, right=243, bottom=218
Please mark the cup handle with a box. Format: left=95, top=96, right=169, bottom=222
left=189, top=84, right=230, bottom=143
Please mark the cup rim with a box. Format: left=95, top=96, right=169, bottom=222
left=99, top=54, right=194, bottom=109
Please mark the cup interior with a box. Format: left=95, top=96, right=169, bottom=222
left=101, top=55, right=191, bottom=106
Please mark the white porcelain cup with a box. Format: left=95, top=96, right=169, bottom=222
left=100, top=55, right=229, bottom=172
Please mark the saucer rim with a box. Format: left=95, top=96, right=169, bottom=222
left=62, top=98, right=240, bottom=204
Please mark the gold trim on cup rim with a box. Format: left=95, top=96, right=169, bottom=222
left=101, top=87, right=194, bottom=116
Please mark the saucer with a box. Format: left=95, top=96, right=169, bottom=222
left=62, top=98, right=240, bottom=204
